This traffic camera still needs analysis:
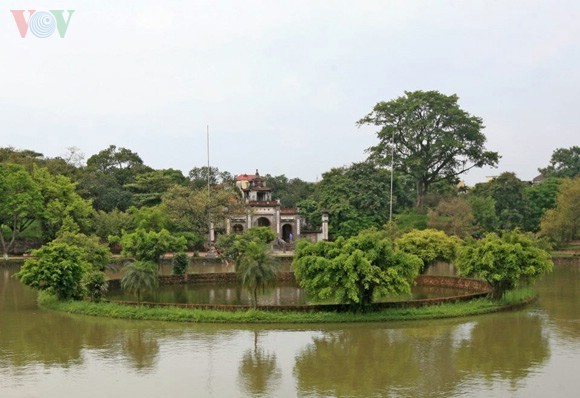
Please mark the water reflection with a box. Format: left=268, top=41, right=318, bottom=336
left=1, top=262, right=579, bottom=398
left=293, top=313, right=550, bottom=397
left=237, top=330, right=281, bottom=396
left=535, top=264, right=580, bottom=341
left=454, top=313, right=549, bottom=390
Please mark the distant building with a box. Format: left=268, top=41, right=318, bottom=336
left=225, top=170, right=328, bottom=243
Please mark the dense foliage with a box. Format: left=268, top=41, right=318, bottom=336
left=358, top=90, right=499, bottom=208
left=293, top=232, right=422, bottom=311
left=17, top=242, right=90, bottom=300
left=395, top=229, right=461, bottom=272
left=456, top=230, right=553, bottom=299
left=0, top=163, right=43, bottom=258
left=540, top=178, right=580, bottom=243
left=119, top=228, right=187, bottom=263
left=172, top=252, right=190, bottom=276
left=215, top=227, right=278, bottom=307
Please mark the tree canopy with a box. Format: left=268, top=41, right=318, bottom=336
left=395, top=229, right=461, bottom=272
left=17, top=242, right=90, bottom=300
left=456, top=230, right=553, bottom=299
left=293, top=231, right=422, bottom=311
left=539, top=146, right=580, bottom=178
left=0, top=163, right=43, bottom=258
left=358, top=90, right=499, bottom=208
left=540, top=178, right=580, bottom=243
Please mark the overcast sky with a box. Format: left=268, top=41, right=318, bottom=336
left=1, top=1, right=578, bottom=185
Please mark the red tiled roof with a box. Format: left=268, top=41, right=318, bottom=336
left=236, top=174, right=255, bottom=181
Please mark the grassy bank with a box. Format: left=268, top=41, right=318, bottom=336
left=39, top=288, right=536, bottom=324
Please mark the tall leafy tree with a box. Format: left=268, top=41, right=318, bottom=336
left=125, top=169, right=188, bottom=207
left=86, top=145, right=150, bottom=185
left=32, top=166, right=94, bottom=241
left=358, top=90, right=499, bottom=208
left=264, top=174, right=315, bottom=208
left=524, top=177, right=562, bottom=232
left=427, top=196, right=475, bottom=237
left=539, top=146, right=580, bottom=178
left=188, top=166, right=233, bottom=190
left=540, top=178, right=580, bottom=243
left=0, top=163, right=43, bottom=259
left=82, top=145, right=152, bottom=211
left=471, top=172, right=530, bottom=231
left=162, top=184, right=244, bottom=238
left=315, top=162, right=405, bottom=238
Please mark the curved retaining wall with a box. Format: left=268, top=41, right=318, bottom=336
left=109, top=272, right=492, bottom=312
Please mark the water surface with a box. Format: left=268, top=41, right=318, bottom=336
left=1, top=263, right=579, bottom=397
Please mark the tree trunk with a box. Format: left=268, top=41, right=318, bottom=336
left=253, top=287, right=258, bottom=309
left=416, top=180, right=425, bottom=209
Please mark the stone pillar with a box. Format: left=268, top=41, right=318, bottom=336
left=225, top=218, right=231, bottom=234
left=321, top=210, right=329, bottom=241
left=275, top=206, right=281, bottom=238
left=296, top=216, right=301, bottom=237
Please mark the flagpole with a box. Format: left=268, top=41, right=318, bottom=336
left=207, top=125, right=212, bottom=248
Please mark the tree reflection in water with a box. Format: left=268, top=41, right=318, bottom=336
left=122, top=329, right=160, bottom=371
left=294, top=314, right=550, bottom=397
left=237, top=330, right=281, bottom=396
left=455, top=312, right=550, bottom=389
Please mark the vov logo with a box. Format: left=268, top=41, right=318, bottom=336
left=11, top=10, right=75, bottom=38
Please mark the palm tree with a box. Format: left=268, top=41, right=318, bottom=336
left=236, top=241, right=278, bottom=308
left=121, top=261, right=159, bottom=305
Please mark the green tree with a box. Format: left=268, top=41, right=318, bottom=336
left=77, top=171, right=132, bottom=212
left=456, top=230, right=553, bottom=299
left=120, top=261, right=159, bottom=305
left=86, top=145, right=150, bottom=186
left=524, top=177, right=562, bottom=232
left=539, top=146, right=580, bottom=178
left=92, top=209, right=134, bottom=241
left=316, top=162, right=399, bottom=238
left=358, top=90, right=499, bottom=208
left=53, top=231, right=112, bottom=271
left=172, top=252, right=189, bottom=276
left=83, top=270, right=108, bottom=302
left=81, top=145, right=152, bottom=211
left=162, top=184, right=244, bottom=238
left=264, top=174, right=315, bottom=208
left=215, top=227, right=276, bottom=267
left=395, top=229, right=461, bottom=273
left=32, top=166, right=94, bottom=241
left=188, top=166, right=234, bottom=190
left=237, top=240, right=279, bottom=308
left=0, top=163, right=43, bottom=259
left=540, top=178, right=580, bottom=243
left=125, top=169, right=187, bottom=207
left=427, top=197, right=475, bottom=237
left=293, top=232, right=422, bottom=311
left=471, top=172, right=530, bottom=230
left=16, top=242, right=90, bottom=300
left=468, top=195, right=498, bottom=233
left=120, top=228, right=187, bottom=264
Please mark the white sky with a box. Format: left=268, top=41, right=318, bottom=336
left=1, top=1, right=578, bottom=185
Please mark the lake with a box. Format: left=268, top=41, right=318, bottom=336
left=1, top=261, right=579, bottom=397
